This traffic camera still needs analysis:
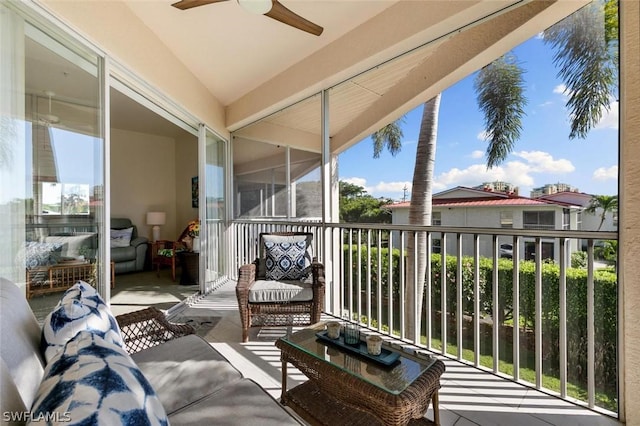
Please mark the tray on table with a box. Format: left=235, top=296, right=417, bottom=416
left=315, top=330, right=400, bottom=366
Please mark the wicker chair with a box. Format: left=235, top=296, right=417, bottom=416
left=236, top=232, right=325, bottom=342
left=116, top=307, right=195, bottom=354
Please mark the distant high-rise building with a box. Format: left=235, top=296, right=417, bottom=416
left=474, top=181, right=517, bottom=193
left=530, top=183, right=578, bottom=198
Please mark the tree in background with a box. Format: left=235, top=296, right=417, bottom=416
left=585, top=194, right=618, bottom=231
left=339, top=181, right=391, bottom=224
left=372, top=1, right=618, bottom=338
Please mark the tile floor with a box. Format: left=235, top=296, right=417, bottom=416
left=174, top=279, right=622, bottom=426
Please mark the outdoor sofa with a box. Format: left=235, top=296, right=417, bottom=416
left=0, top=278, right=301, bottom=425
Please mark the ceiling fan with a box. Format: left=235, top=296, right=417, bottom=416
left=171, top=0, right=323, bottom=36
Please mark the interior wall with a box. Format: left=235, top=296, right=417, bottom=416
left=174, top=134, right=199, bottom=235
left=110, top=128, right=178, bottom=240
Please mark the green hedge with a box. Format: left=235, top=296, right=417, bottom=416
left=342, top=245, right=618, bottom=396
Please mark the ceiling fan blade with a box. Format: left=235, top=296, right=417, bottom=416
left=171, top=0, right=228, bottom=11
left=265, top=0, right=323, bottom=36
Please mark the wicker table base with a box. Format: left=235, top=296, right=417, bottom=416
left=286, top=381, right=436, bottom=426
left=276, top=323, right=445, bottom=426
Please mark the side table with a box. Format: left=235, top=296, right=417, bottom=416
left=178, top=251, right=199, bottom=285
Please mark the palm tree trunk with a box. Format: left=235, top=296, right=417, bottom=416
left=405, top=94, right=440, bottom=339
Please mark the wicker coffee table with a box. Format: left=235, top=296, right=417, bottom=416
left=276, top=322, right=446, bottom=426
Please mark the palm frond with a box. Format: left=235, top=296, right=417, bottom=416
left=543, top=2, right=616, bottom=139
left=372, top=117, right=405, bottom=158
left=474, top=54, right=527, bottom=168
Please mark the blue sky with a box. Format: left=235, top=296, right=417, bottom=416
left=338, top=34, right=619, bottom=201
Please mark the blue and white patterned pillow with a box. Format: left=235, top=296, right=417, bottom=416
left=263, top=234, right=311, bottom=281
left=19, top=241, right=63, bottom=269
left=60, top=280, right=100, bottom=303
left=41, top=282, right=124, bottom=363
left=29, top=331, right=168, bottom=426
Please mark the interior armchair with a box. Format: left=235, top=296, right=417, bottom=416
left=111, top=218, right=148, bottom=274
left=236, top=232, right=325, bottom=342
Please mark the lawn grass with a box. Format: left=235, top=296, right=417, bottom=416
left=357, top=315, right=617, bottom=412
left=427, top=337, right=616, bottom=412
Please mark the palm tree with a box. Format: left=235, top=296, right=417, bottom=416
left=371, top=117, right=404, bottom=159
left=373, top=0, right=618, bottom=338
left=585, top=194, right=618, bottom=231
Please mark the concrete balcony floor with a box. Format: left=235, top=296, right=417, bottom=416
left=27, top=271, right=623, bottom=426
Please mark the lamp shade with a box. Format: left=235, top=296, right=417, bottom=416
left=146, top=212, right=166, bottom=226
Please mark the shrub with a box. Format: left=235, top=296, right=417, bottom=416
left=342, top=245, right=618, bottom=396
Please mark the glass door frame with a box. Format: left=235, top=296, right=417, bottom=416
left=199, top=124, right=229, bottom=294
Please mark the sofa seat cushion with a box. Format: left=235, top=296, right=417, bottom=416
left=130, top=334, right=243, bottom=415
left=167, top=378, right=301, bottom=425
left=41, top=282, right=124, bottom=363
left=111, top=245, right=137, bottom=263
left=29, top=331, right=168, bottom=426
left=248, top=279, right=313, bottom=303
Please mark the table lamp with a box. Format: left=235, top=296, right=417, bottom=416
left=146, top=211, right=166, bottom=242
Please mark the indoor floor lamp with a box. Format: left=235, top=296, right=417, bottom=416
left=146, top=212, right=166, bottom=242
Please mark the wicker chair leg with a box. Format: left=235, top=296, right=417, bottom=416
left=432, top=391, right=440, bottom=425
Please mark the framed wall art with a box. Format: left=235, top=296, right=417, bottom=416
left=191, top=176, right=198, bottom=208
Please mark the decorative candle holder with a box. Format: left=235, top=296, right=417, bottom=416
left=366, top=335, right=383, bottom=356
left=326, top=321, right=341, bottom=339
left=343, top=323, right=360, bottom=346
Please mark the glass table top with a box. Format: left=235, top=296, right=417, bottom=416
left=279, top=322, right=436, bottom=395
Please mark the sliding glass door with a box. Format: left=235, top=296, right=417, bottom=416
left=201, top=126, right=227, bottom=293
left=0, top=2, right=106, bottom=295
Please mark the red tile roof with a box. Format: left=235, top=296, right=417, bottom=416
left=385, top=197, right=571, bottom=209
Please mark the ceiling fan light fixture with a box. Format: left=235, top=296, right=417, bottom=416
left=237, top=0, right=272, bottom=15
left=39, top=90, right=60, bottom=125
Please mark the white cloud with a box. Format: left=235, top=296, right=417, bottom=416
left=477, top=130, right=490, bottom=141
left=553, top=84, right=567, bottom=95
left=512, top=151, right=575, bottom=173
left=343, top=177, right=412, bottom=197
left=349, top=151, right=575, bottom=199
left=434, top=162, right=535, bottom=190
left=538, top=100, right=553, bottom=107
left=595, top=100, right=619, bottom=130
left=470, top=150, right=484, bottom=159
left=343, top=177, right=368, bottom=188
left=593, top=165, right=618, bottom=181
left=370, top=181, right=412, bottom=195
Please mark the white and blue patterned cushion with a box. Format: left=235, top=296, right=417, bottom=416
left=20, top=241, right=63, bottom=269
left=29, top=331, right=168, bottom=426
left=263, top=234, right=311, bottom=281
left=41, top=282, right=124, bottom=363
left=60, top=280, right=100, bottom=303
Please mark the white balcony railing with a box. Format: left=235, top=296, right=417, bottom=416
left=229, top=220, right=619, bottom=417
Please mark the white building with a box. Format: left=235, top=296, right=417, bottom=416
left=536, top=191, right=618, bottom=232
left=385, top=186, right=583, bottom=262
